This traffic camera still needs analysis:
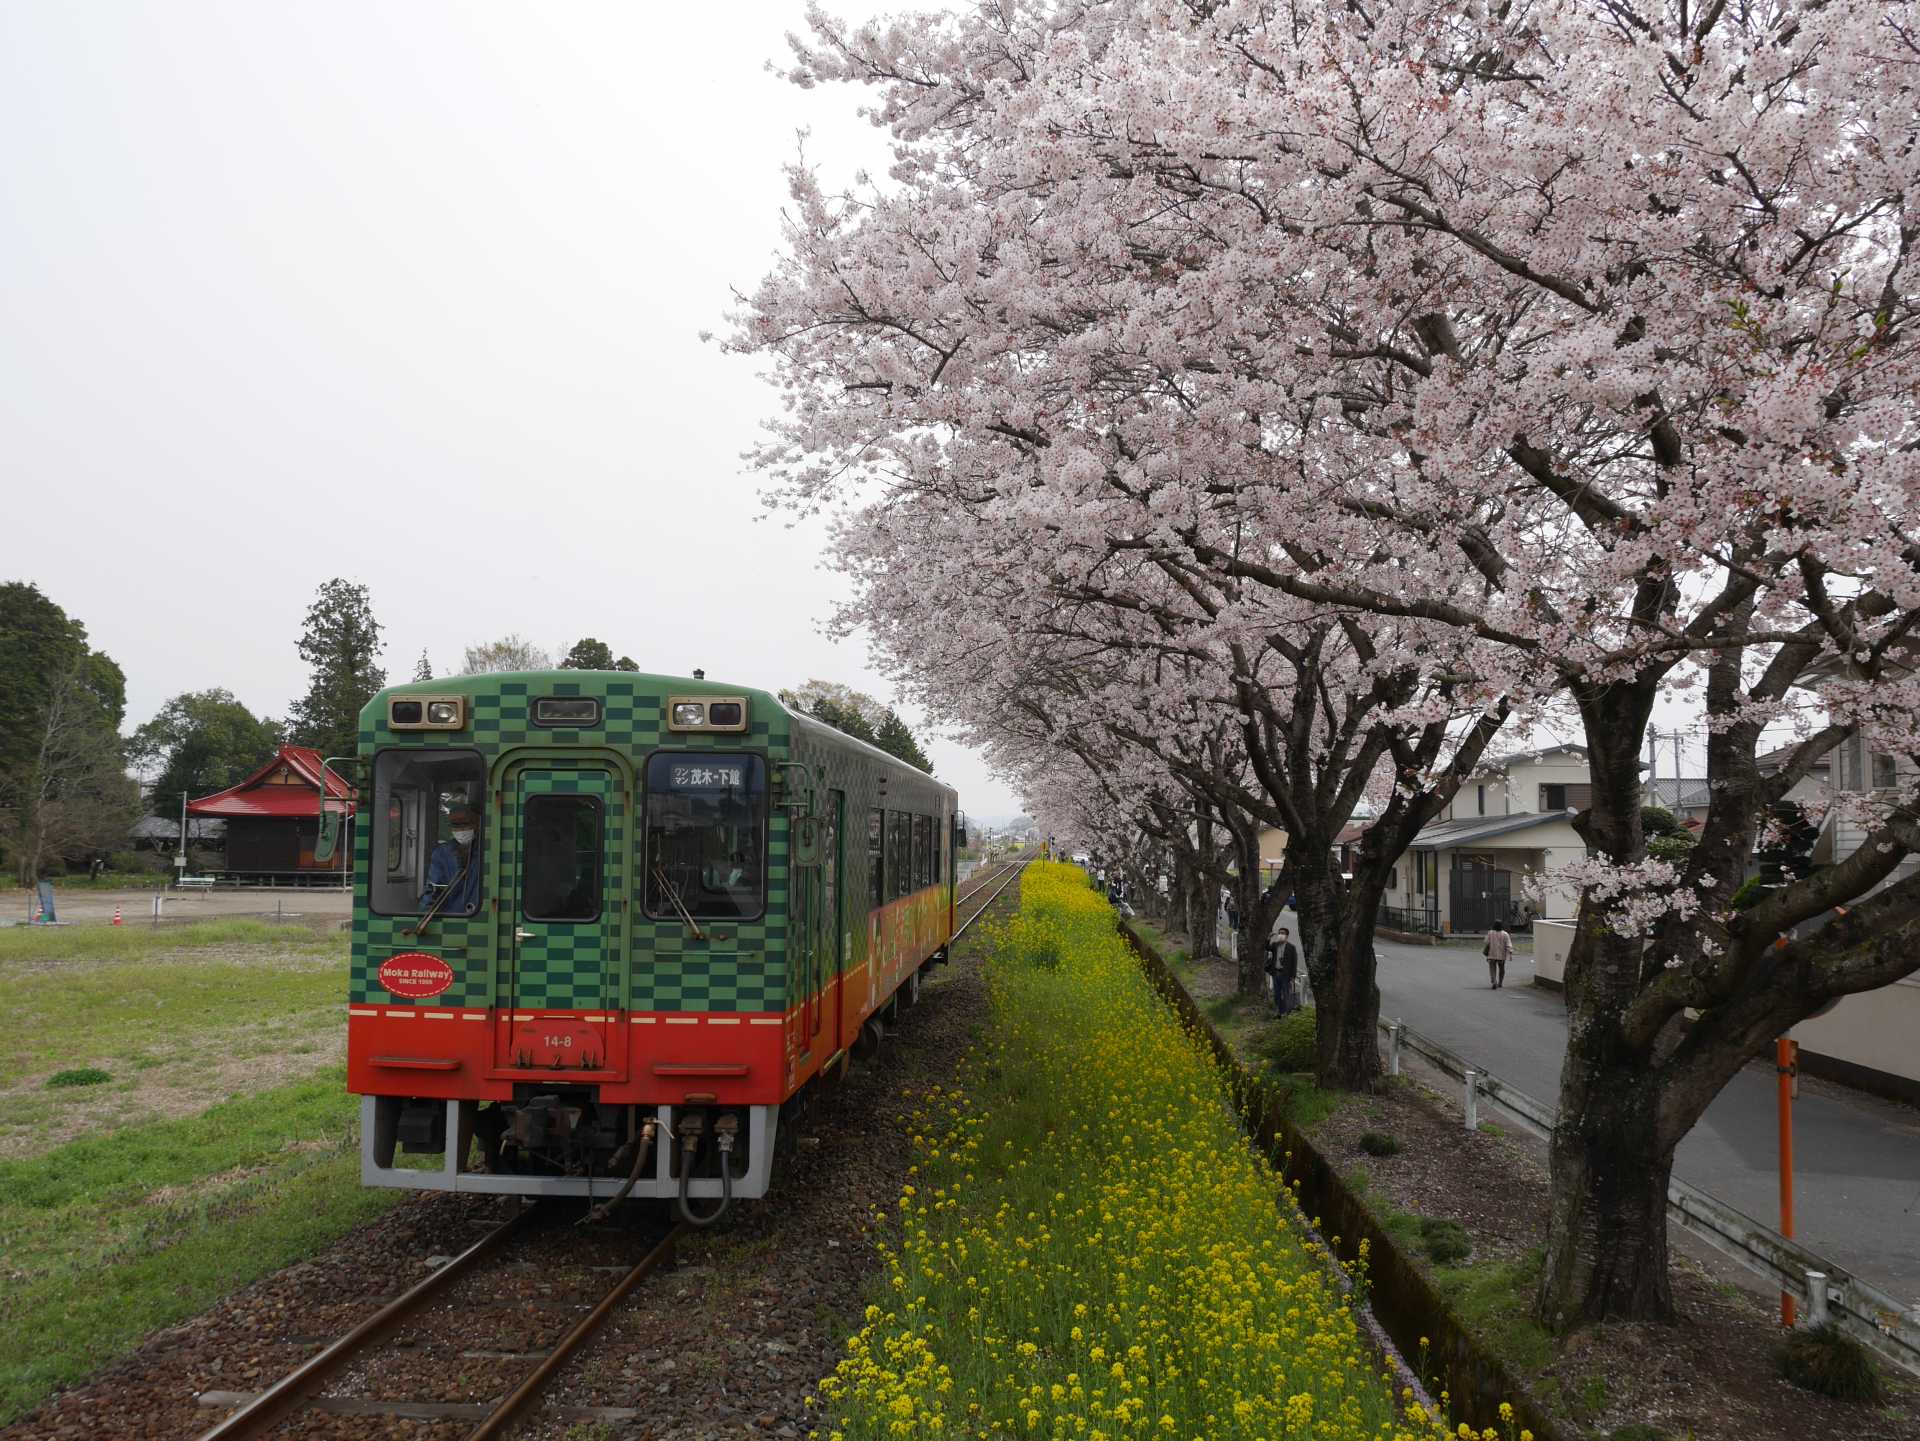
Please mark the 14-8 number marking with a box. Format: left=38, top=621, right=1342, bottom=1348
left=543, top=1034, right=575, bottom=1048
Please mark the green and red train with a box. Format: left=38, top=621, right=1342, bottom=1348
left=333, top=670, right=960, bottom=1221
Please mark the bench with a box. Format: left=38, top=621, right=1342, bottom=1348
left=174, top=875, right=216, bottom=892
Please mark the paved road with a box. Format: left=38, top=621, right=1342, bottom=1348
left=1, top=885, right=352, bottom=927
left=1303, top=916, right=1920, bottom=1301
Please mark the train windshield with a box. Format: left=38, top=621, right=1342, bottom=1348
left=370, top=750, right=486, bottom=916
left=644, top=753, right=766, bottom=920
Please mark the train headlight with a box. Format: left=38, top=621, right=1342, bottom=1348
left=388, top=695, right=466, bottom=730
left=666, top=696, right=750, bottom=733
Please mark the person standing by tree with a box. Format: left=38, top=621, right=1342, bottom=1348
left=1265, top=927, right=1300, bottom=1017
left=1484, top=924, right=1513, bottom=991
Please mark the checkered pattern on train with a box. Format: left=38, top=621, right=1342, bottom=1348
left=350, top=674, right=789, bottom=1012
left=502, top=767, right=618, bottom=1011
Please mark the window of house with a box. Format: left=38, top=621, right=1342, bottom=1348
left=1873, top=750, right=1898, bottom=791
left=1541, top=783, right=1569, bottom=810
left=1476, top=784, right=1486, bottom=816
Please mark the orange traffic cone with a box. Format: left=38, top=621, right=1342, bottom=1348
left=112, top=904, right=123, bottom=926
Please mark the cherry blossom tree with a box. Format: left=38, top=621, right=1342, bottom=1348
left=736, top=0, right=1920, bottom=1327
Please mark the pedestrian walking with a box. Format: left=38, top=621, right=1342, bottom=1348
left=1484, top=923, right=1513, bottom=989
left=1265, top=927, right=1301, bottom=1016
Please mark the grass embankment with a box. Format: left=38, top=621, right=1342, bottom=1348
left=815, top=863, right=1473, bottom=1441
left=0, top=921, right=394, bottom=1423
left=1128, top=917, right=1557, bottom=1404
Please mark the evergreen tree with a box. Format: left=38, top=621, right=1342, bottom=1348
left=875, top=707, right=935, bottom=774
left=613, top=655, right=640, bottom=672
left=0, top=583, right=134, bottom=881
left=779, top=681, right=935, bottom=773
left=560, top=637, right=615, bottom=670
left=287, top=579, right=385, bottom=761
left=412, top=650, right=434, bottom=682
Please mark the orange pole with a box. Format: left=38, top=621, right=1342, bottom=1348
left=1778, top=1036, right=1797, bottom=1326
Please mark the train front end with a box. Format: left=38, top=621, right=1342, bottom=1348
left=343, top=672, right=792, bottom=1216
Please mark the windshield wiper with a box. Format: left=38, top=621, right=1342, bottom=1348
left=405, top=856, right=472, bottom=939
left=651, top=864, right=706, bottom=941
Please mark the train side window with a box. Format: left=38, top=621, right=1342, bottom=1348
left=384, top=795, right=407, bottom=875
left=911, top=815, right=929, bottom=887
left=887, top=811, right=912, bottom=901
left=868, top=808, right=884, bottom=909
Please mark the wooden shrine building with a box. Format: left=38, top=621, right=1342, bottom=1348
left=186, top=745, right=356, bottom=881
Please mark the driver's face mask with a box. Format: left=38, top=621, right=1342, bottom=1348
left=452, top=828, right=476, bottom=846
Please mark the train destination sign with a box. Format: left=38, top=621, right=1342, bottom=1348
left=377, top=952, right=456, bottom=999
left=670, top=762, right=747, bottom=789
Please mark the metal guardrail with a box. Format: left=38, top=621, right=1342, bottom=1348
left=1379, top=1016, right=1920, bottom=1378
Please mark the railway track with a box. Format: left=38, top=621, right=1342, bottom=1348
left=193, top=853, right=1031, bottom=1441
left=194, top=1209, right=681, bottom=1441
left=953, top=851, right=1031, bottom=937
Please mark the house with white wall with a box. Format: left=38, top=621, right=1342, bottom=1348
left=1381, top=744, right=1595, bottom=933
left=1786, top=731, right=1920, bottom=1103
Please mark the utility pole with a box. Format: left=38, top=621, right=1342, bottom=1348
left=1647, top=728, right=1660, bottom=806
left=1673, top=731, right=1686, bottom=799
left=176, top=790, right=190, bottom=885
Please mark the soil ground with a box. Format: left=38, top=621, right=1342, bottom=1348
left=0, top=886, right=352, bottom=927
left=1141, top=916, right=1920, bottom=1441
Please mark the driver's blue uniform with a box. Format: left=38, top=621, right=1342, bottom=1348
left=421, top=841, right=480, bottom=912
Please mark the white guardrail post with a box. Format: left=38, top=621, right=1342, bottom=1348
left=1375, top=1015, right=1920, bottom=1378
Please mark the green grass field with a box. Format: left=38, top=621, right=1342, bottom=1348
left=0, top=921, right=396, bottom=1423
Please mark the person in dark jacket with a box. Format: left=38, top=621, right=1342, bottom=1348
left=1264, top=927, right=1301, bottom=1016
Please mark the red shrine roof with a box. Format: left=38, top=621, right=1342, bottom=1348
left=187, top=745, right=357, bottom=819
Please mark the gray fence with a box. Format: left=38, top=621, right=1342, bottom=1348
left=1380, top=1016, right=1920, bottom=1379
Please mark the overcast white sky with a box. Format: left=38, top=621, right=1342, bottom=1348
left=0, top=2, right=1028, bottom=820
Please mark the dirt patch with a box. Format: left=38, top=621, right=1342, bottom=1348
left=0, top=1018, right=345, bottom=1160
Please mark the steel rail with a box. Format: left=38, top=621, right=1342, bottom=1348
left=194, top=1205, right=534, bottom=1441
left=953, top=851, right=1019, bottom=907
left=464, top=1223, right=685, bottom=1440
left=953, top=857, right=1031, bottom=941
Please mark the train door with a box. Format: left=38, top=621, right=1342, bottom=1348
left=493, top=763, right=626, bottom=1078
left=812, top=790, right=843, bottom=1052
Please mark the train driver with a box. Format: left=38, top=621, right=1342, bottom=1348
left=421, top=804, right=482, bottom=913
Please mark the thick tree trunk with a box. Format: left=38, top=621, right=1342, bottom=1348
left=1233, top=865, right=1288, bottom=999
left=1537, top=1019, right=1676, bottom=1326
left=1536, top=680, right=1675, bottom=1326
left=1294, top=850, right=1382, bottom=1090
